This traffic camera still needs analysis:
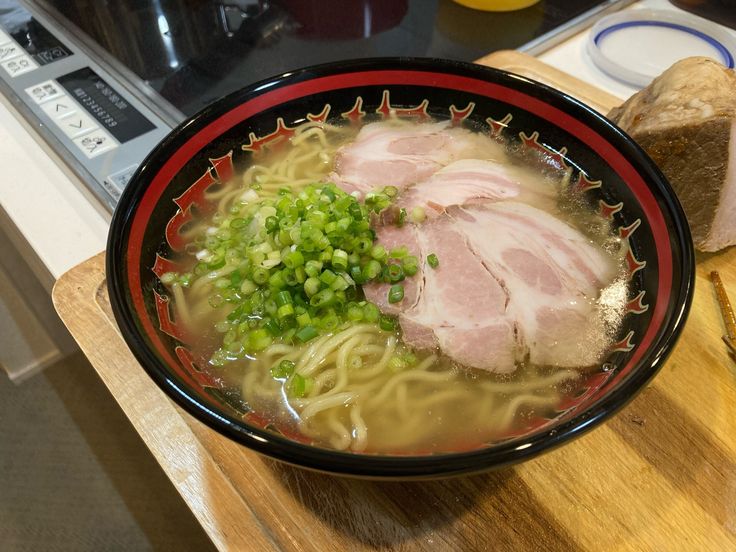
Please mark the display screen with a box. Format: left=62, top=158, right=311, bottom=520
left=0, top=4, right=72, bottom=65
left=11, top=20, right=71, bottom=64
left=57, top=68, right=156, bottom=143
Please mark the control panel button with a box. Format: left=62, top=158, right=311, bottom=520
left=106, top=164, right=138, bottom=191
left=100, top=179, right=122, bottom=202
left=103, top=165, right=138, bottom=201
left=0, top=42, right=22, bottom=62
left=57, top=110, right=97, bottom=139
left=72, top=128, right=117, bottom=158
left=25, top=80, right=64, bottom=104
left=0, top=29, right=11, bottom=46
left=40, top=95, right=76, bottom=119
left=1, top=54, right=38, bottom=77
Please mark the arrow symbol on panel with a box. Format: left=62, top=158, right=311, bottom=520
left=69, top=120, right=83, bottom=128
left=55, top=104, right=68, bottom=112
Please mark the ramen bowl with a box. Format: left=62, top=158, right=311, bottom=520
left=107, top=58, right=694, bottom=478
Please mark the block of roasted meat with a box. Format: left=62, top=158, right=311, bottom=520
left=608, top=56, right=736, bottom=252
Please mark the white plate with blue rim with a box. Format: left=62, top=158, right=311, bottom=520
left=587, top=9, right=736, bottom=87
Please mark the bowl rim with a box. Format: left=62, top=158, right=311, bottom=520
left=107, top=57, right=695, bottom=478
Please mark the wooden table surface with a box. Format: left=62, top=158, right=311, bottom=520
left=52, top=52, right=736, bottom=551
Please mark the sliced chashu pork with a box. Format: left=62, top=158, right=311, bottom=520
left=332, top=120, right=506, bottom=195
left=385, top=158, right=556, bottom=222
left=452, top=202, right=617, bottom=368
left=364, top=202, right=618, bottom=373
left=608, top=56, right=736, bottom=251
left=364, top=216, right=518, bottom=373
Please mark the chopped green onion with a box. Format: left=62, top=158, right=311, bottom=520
left=263, top=318, right=281, bottom=336
left=207, top=256, right=226, bottom=270
left=350, top=265, right=365, bottom=285
left=331, top=249, right=348, bottom=271
left=252, top=267, right=269, bottom=284
left=427, top=253, right=439, bottom=269
left=214, top=278, right=230, bottom=290
left=310, top=288, right=335, bottom=308
left=348, top=202, right=363, bottom=221
left=278, top=228, right=292, bottom=246
left=320, top=311, right=340, bottom=331
left=354, top=237, right=371, bottom=253
left=370, top=244, right=387, bottom=262
left=304, top=259, right=323, bottom=277
left=230, top=217, right=248, bottom=230
left=226, top=340, right=243, bottom=354
left=268, top=270, right=285, bottom=289
left=296, top=312, right=312, bottom=327
left=270, top=359, right=296, bottom=379
left=246, top=329, right=272, bottom=352
left=319, top=269, right=337, bottom=285
left=295, top=325, right=319, bottom=343
left=388, top=355, right=407, bottom=372
left=321, top=188, right=336, bottom=202
left=264, top=216, right=278, bottom=232
left=188, top=182, right=426, bottom=365
left=397, top=208, right=407, bottom=226
left=330, top=275, right=349, bottom=291
left=283, top=250, right=304, bottom=268
left=277, top=303, right=295, bottom=320
left=402, top=255, right=419, bottom=277
left=363, top=302, right=380, bottom=323
left=229, top=270, right=243, bottom=286
left=347, top=304, right=364, bottom=321
left=324, top=221, right=338, bottom=235
left=379, top=315, right=397, bottom=332
left=362, top=259, right=382, bottom=281
left=287, top=373, right=313, bottom=398
left=307, top=210, right=328, bottom=227
left=387, top=264, right=405, bottom=283
left=410, top=206, right=426, bottom=223
left=223, top=328, right=237, bottom=345
left=303, top=277, right=321, bottom=297
left=336, top=217, right=351, bottom=233
left=275, top=290, right=292, bottom=307
left=388, top=284, right=404, bottom=303
left=282, top=268, right=299, bottom=287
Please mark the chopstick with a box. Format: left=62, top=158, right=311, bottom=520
left=710, top=271, right=736, bottom=356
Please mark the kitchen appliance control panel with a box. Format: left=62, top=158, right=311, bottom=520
left=0, top=4, right=172, bottom=212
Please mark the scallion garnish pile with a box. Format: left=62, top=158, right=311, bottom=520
left=163, top=183, right=421, bottom=365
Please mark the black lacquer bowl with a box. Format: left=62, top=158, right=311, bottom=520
left=107, top=58, right=694, bottom=478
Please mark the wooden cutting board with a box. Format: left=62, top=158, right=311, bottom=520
left=53, top=51, right=736, bottom=551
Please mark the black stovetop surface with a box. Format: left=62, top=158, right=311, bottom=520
left=45, top=0, right=610, bottom=117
